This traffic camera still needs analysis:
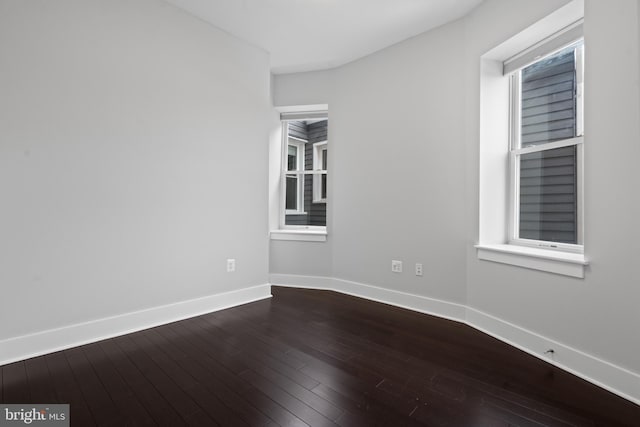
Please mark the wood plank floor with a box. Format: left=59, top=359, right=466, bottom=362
left=2, top=286, right=638, bottom=426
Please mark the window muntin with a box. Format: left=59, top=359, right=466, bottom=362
left=509, top=40, right=584, bottom=251
left=280, top=117, right=328, bottom=228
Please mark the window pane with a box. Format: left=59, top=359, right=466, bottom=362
left=519, top=145, right=577, bottom=244
left=285, top=175, right=298, bottom=210
left=520, top=43, right=580, bottom=147
left=321, top=174, right=327, bottom=199
left=287, top=145, right=297, bottom=171
left=285, top=174, right=326, bottom=226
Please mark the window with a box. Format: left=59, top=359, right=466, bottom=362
left=508, top=36, right=584, bottom=253
left=477, top=8, right=587, bottom=277
left=313, top=141, right=328, bottom=203
left=279, top=112, right=328, bottom=229
left=286, top=139, right=305, bottom=213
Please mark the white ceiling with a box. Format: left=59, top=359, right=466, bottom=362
left=164, top=0, right=483, bottom=74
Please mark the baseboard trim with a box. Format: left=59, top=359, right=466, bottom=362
left=269, top=274, right=467, bottom=322
left=269, top=274, right=640, bottom=405
left=332, top=278, right=467, bottom=323
left=269, top=273, right=333, bottom=290
left=466, top=307, right=640, bottom=406
left=0, top=284, right=272, bottom=367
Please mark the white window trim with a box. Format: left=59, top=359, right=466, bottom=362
left=475, top=244, right=587, bottom=278
left=575, top=42, right=584, bottom=137
left=312, top=141, right=328, bottom=203
left=270, top=229, right=327, bottom=242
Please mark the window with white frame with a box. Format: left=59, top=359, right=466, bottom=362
left=313, top=141, right=328, bottom=203
left=285, top=139, right=305, bottom=214
left=280, top=112, right=328, bottom=229
left=507, top=29, right=584, bottom=252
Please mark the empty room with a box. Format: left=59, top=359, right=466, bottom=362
left=1, top=0, right=639, bottom=425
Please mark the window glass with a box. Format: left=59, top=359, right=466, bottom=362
left=519, top=43, right=582, bottom=148
left=285, top=175, right=298, bottom=211
left=519, top=145, right=578, bottom=244
left=282, top=119, right=328, bottom=227
left=512, top=40, right=583, bottom=249
left=287, top=145, right=297, bottom=171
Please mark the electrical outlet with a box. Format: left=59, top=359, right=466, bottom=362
left=415, top=263, right=423, bottom=276
left=391, top=260, right=402, bottom=273
left=226, top=258, right=236, bottom=273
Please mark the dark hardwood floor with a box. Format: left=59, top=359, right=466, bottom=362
left=2, top=286, right=638, bottom=426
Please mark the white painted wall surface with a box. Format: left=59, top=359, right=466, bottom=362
left=270, top=240, right=333, bottom=277
left=273, top=69, right=335, bottom=108
left=0, top=0, right=271, bottom=342
left=329, top=19, right=468, bottom=304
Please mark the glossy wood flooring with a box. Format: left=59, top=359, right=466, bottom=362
left=2, top=286, right=639, bottom=426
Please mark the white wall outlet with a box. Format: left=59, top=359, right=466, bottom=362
left=226, top=258, right=236, bottom=273
left=391, top=260, right=402, bottom=273
left=415, top=263, right=423, bottom=276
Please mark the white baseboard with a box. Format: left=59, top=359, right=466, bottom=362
left=270, top=274, right=466, bottom=322
left=270, top=273, right=334, bottom=290
left=0, top=284, right=272, bottom=367
left=333, top=278, right=468, bottom=322
left=466, top=307, right=640, bottom=406
left=270, top=274, right=640, bottom=405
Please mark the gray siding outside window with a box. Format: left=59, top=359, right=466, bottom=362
left=288, top=121, right=308, bottom=141
left=519, top=47, right=578, bottom=244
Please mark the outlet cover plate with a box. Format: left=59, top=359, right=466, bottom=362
left=391, top=260, right=402, bottom=273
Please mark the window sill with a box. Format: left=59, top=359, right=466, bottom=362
left=270, top=230, right=327, bottom=242
left=475, top=244, right=588, bottom=278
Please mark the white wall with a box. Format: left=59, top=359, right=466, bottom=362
left=0, top=0, right=271, bottom=351
left=272, top=0, right=640, bottom=403
left=331, top=19, right=468, bottom=303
